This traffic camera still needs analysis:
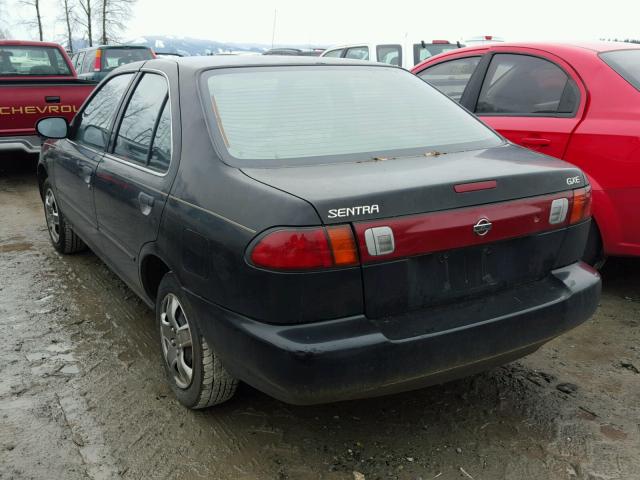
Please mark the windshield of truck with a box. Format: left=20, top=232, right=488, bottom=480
left=102, top=48, right=154, bottom=71
left=0, top=46, right=72, bottom=76
left=203, top=65, right=502, bottom=166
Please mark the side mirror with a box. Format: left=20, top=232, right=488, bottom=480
left=36, top=117, right=69, bottom=139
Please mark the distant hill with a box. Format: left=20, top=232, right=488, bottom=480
left=126, top=35, right=326, bottom=56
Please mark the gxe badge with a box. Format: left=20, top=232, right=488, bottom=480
left=473, top=218, right=492, bottom=236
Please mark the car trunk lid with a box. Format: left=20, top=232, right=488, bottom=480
left=242, top=144, right=589, bottom=320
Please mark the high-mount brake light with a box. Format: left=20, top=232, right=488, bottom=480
left=94, top=49, right=102, bottom=71
left=250, top=225, right=359, bottom=271
left=432, top=40, right=450, bottom=44
left=570, top=186, right=592, bottom=224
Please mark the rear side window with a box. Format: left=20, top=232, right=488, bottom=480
left=344, top=47, right=369, bottom=60
left=82, top=50, right=95, bottom=74
left=102, top=48, right=153, bottom=72
left=204, top=66, right=501, bottom=165
left=76, top=73, right=134, bottom=149
left=114, top=73, right=171, bottom=171
left=323, top=49, right=343, bottom=58
left=476, top=54, right=578, bottom=115
left=377, top=45, right=402, bottom=66
left=600, top=49, right=640, bottom=91
left=418, top=56, right=481, bottom=102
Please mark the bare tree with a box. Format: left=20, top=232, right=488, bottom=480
left=59, top=0, right=76, bottom=51
left=20, top=0, right=44, bottom=41
left=76, top=0, right=94, bottom=47
left=98, top=0, right=137, bottom=45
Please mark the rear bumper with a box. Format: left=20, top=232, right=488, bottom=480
left=0, top=135, right=41, bottom=154
left=188, top=261, right=601, bottom=405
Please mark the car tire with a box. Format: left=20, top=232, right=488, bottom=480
left=583, top=220, right=606, bottom=270
left=42, top=179, right=87, bottom=254
left=156, top=272, right=238, bottom=409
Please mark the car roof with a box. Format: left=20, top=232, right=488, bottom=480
left=0, top=40, right=64, bottom=48
left=142, top=55, right=390, bottom=72
left=75, top=44, right=152, bottom=52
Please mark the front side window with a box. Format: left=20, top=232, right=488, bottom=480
left=323, top=49, right=344, bottom=58
left=344, top=46, right=369, bottom=60
left=204, top=66, right=501, bottom=165
left=476, top=54, right=578, bottom=115
left=600, top=49, right=640, bottom=91
left=114, top=73, right=171, bottom=170
left=0, top=46, right=72, bottom=76
left=377, top=45, right=402, bottom=66
left=418, top=56, right=481, bottom=102
left=76, top=73, right=134, bottom=149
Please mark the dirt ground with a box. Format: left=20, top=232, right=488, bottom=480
left=1, top=159, right=639, bottom=480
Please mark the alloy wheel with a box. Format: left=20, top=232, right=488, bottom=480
left=160, top=293, right=194, bottom=389
left=44, top=188, right=60, bottom=243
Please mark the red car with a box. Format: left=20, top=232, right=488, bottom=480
left=412, top=42, right=640, bottom=263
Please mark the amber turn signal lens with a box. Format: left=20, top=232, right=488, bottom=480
left=326, top=225, right=359, bottom=266
left=570, top=186, right=592, bottom=224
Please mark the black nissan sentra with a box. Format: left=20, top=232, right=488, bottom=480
left=36, top=56, right=601, bottom=408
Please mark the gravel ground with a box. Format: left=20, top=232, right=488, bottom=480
left=1, top=160, right=639, bottom=480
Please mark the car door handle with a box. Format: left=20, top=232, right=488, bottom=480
left=521, top=137, right=551, bottom=146
left=80, top=165, right=93, bottom=187
left=138, top=192, right=155, bottom=215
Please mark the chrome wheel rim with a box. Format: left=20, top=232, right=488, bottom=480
left=160, top=293, right=194, bottom=389
left=44, top=188, right=60, bottom=243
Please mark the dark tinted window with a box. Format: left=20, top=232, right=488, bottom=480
left=82, top=50, right=95, bottom=74
left=419, top=56, right=481, bottom=102
left=148, top=101, right=172, bottom=171
left=600, top=49, right=640, bottom=91
left=76, top=73, right=133, bottom=149
left=344, top=46, right=369, bottom=60
left=476, top=54, right=578, bottom=115
left=377, top=45, right=402, bottom=66
left=323, top=49, right=344, bottom=58
left=114, top=73, right=169, bottom=168
left=102, top=48, right=153, bottom=71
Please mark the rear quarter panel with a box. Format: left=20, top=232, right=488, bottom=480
left=562, top=50, right=640, bottom=256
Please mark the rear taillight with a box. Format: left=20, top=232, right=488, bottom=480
left=570, top=186, right=592, bottom=224
left=94, top=49, right=102, bottom=71
left=250, top=225, right=359, bottom=271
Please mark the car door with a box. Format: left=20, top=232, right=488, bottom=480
left=52, top=72, right=135, bottom=248
left=93, top=66, right=178, bottom=286
left=472, top=51, right=585, bottom=158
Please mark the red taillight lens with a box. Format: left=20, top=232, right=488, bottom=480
left=94, top=50, right=102, bottom=71
left=570, top=186, right=592, bottom=224
left=250, top=226, right=359, bottom=271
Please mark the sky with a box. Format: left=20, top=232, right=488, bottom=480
left=3, top=0, right=640, bottom=46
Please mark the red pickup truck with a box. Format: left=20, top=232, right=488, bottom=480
left=0, top=40, right=95, bottom=155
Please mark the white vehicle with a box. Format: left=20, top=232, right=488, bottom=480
left=320, top=40, right=462, bottom=69
left=463, top=35, right=505, bottom=45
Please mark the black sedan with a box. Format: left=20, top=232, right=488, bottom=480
left=36, top=56, right=600, bottom=408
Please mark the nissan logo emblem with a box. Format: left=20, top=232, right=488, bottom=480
left=473, top=218, right=492, bottom=236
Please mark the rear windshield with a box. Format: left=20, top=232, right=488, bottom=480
left=102, top=48, right=153, bottom=71
left=413, top=43, right=460, bottom=65
left=600, top=49, right=640, bottom=91
left=0, top=46, right=72, bottom=76
left=203, top=66, right=501, bottom=166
